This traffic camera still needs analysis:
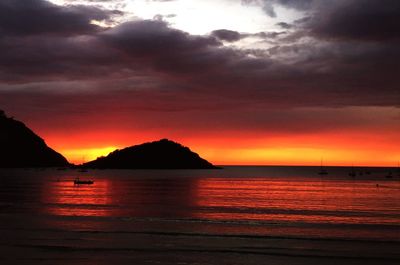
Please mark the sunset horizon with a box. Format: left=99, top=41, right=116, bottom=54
left=44, top=134, right=400, bottom=167
left=3, top=108, right=398, bottom=167
left=1, top=0, right=398, bottom=168
left=1, top=1, right=399, bottom=264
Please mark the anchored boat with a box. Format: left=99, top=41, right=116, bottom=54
left=74, top=177, right=94, bottom=185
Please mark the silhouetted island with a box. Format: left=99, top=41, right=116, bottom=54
left=0, top=110, right=69, bottom=168
left=83, top=139, right=219, bottom=169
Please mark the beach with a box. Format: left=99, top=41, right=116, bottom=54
left=0, top=166, right=399, bottom=264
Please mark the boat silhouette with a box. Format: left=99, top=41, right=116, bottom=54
left=318, top=159, right=328, bottom=175
left=74, top=177, right=94, bottom=185
left=349, top=165, right=356, bottom=177
left=397, top=162, right=400, bottom=177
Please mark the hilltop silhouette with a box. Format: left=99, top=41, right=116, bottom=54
left=0, top=110, right=69, bottom=168
left=83, top=139, right=219, bottom=169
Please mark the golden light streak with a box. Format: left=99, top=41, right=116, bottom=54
left=61, top=146, right=118, bottom=164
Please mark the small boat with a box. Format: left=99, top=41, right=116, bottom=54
left=348, top=172, right=356, bottom=177
left=385, top=172, right=393, bottom=179
left=318, top=159, right=328, bottom=175
left=78, top=168, right=88, bottom=173
left=74, top=178, right=94, bottom=185
left=397, top=162, right=400, bottom=177
left=348, top=164, right=356, bottom=177
left=318, top=168, right=328, bottom=175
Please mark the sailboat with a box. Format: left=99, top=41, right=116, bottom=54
left=386, top=162, right=399, bottom=179
left=78, top=155, right=88, bottom=172
left=397, top=161, right=400, bottom=177
left=318, top=158, right=328, bottom=175
left=348, top=164, right=356, bottom=177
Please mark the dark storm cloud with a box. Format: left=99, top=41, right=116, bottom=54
left=100, top=20, right=233, bottom=75
left=0, top=0, right=399, bottom=112
left=255, top=0, right=400, bottom=42
left=211, top=29, right=283, bottom=42
left=276, top=22, right=292, bottom=29
left=238, top=0, right=400, bottom=107
left=0, top=35, right=119, bottom=82
left=0, top=0, right=117, bottom=36
left=0, top=18, right=228, bottom=82
left=211, top=29, right=242, bottom=42
left=102, top=20, right=221, bottom=53
left=309, top=0, right=400, bottom=41
left=1, top=88, right=398, bottom=137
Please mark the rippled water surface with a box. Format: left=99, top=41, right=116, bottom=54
left=1, top=166, right=399, bottom=264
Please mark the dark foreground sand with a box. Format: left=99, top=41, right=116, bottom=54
left=1, top=214, right=399, bottom=265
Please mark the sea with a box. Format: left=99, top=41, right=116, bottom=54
left=0, top=166, right=399, bottom=265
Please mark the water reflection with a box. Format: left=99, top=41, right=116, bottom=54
left=2, top=170, right=400, bottom=263
left=41, top=175, right=400, bottom=227
left=42, top=176, right=198, bottom=218
left=43, top=177, right=113, bottom=217
left=193, top=178, right=400, bottom=225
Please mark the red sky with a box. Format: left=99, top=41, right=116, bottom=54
left=6, top=104, right=398, bottom=166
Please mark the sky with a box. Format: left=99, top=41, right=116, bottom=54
left=0, top=0, right=399, bottom=166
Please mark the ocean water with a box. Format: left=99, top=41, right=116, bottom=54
left=0, top=166, right=399, bottom=265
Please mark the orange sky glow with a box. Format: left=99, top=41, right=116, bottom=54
left=42, top=130, right=399, bottom=167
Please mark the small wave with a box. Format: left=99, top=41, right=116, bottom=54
left=14, top=244, right=400, bottom=261
left=71, top=230, right=400, bottom=244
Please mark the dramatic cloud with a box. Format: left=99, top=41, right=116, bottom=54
left=0, top=0, right=398, bottom=165
left=252, top=0, right=400, bottom=42
left=101, top=20, right=221, bottom=60
left=0, top=35, right=117, bottom=82
left=276, top=22, right=292, bottom=29
left=242, top=0, right=315, bottom=16
left=0, top=7, right=398, bottom=126
left=309, top=0, right=400, bottom=41
left=1, top=14, right=399, bottom=108
left=211, top=29, right=242, bottom=42
left=0, top=0, right=118, bottom=36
